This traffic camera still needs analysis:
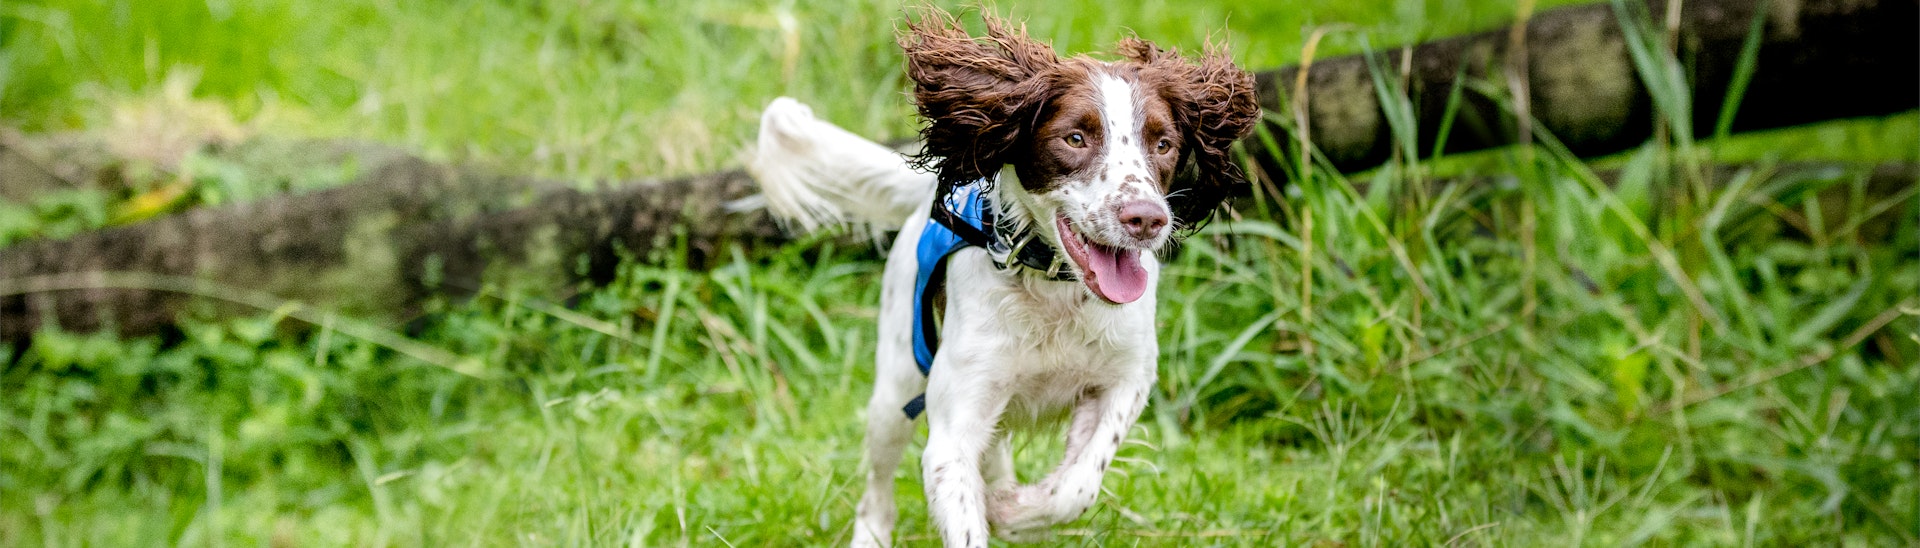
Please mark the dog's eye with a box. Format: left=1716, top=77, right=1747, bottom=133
left=1065, top=132, right=1086, bottom=148
left=1155, top=138, right=1173, bottom=155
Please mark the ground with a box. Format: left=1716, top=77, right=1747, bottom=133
left=1, top=0, right=1917, bottom=545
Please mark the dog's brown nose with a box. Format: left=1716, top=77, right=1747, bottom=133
left=1118, top=201, right=1169, bottom=241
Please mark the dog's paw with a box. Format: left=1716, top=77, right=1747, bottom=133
left=987, top=484, right=1064, bottom=536
left=993, top=524, right=1055, bottom=544
left=990, top=495, right=1055, bottom=543
left=849, top=503, right=897, bottom=548
left=987, top=485, right=1041, bottom=522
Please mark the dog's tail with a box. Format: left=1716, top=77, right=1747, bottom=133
left=749, top=97, right=933, bottom=233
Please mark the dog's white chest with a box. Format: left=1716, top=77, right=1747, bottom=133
left=938, top=251, right=1160, bottom=421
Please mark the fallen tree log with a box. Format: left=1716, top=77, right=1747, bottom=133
left=1, top=158, right=782, bottom=340
left=3, top=0, right=1915, bottom=340
left=1256, top=0, right=1917, bottom=174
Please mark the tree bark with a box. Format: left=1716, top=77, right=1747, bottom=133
left=1255, top=0, right=1918, bottom=175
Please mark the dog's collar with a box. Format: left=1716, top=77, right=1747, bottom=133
left=930, top=180, right=1073, bottom=282
left=985, top=212, right=1071, bottom=280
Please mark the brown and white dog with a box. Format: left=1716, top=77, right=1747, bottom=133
left=750, top=10, right=1258, bottom=547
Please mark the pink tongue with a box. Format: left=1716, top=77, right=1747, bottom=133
left=1083, top=244, right=1149, bottom=304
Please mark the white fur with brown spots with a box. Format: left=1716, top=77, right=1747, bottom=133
left=747, top=12, right=1257, bottom=547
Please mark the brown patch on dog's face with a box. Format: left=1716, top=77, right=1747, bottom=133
left=1013, top=59, right=1101, bottom=193
left=1118, top=37, right=1262, bottom=230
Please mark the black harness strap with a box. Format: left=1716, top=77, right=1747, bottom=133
left=931, top=184, right=1070, bottom=280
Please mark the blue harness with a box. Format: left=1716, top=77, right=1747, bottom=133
left=901, top=180, right=1068, bottom=419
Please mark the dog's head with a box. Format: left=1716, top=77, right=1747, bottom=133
left=900, top=10, right=1260, bottom=304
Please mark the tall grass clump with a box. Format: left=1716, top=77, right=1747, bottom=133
left=1144, top=5, right=1917, bottom=542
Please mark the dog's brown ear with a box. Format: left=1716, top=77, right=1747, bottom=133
left=1122, top=37, right=1260, bottom=232
left=899, top=8, right=1060, bottom=189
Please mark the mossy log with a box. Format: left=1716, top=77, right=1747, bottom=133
left=1, top=158, right=780, bottom=340
left=1256, top=0, right=1917, bottom=174
left=3, top=0, right=1916, bottom=341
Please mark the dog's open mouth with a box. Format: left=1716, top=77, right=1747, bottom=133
left=1056, top=215, right=1149, bottom=304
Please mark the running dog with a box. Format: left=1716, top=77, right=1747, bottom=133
left=749, top=9, right=1259, bottom=546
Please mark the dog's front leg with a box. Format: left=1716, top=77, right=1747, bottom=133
left=989, top=376, right=1152, bottom=538
left=921, top=362, right=1010, bottom=548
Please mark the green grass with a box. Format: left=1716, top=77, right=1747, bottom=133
left=3, top=0, right=1919, bottom=546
